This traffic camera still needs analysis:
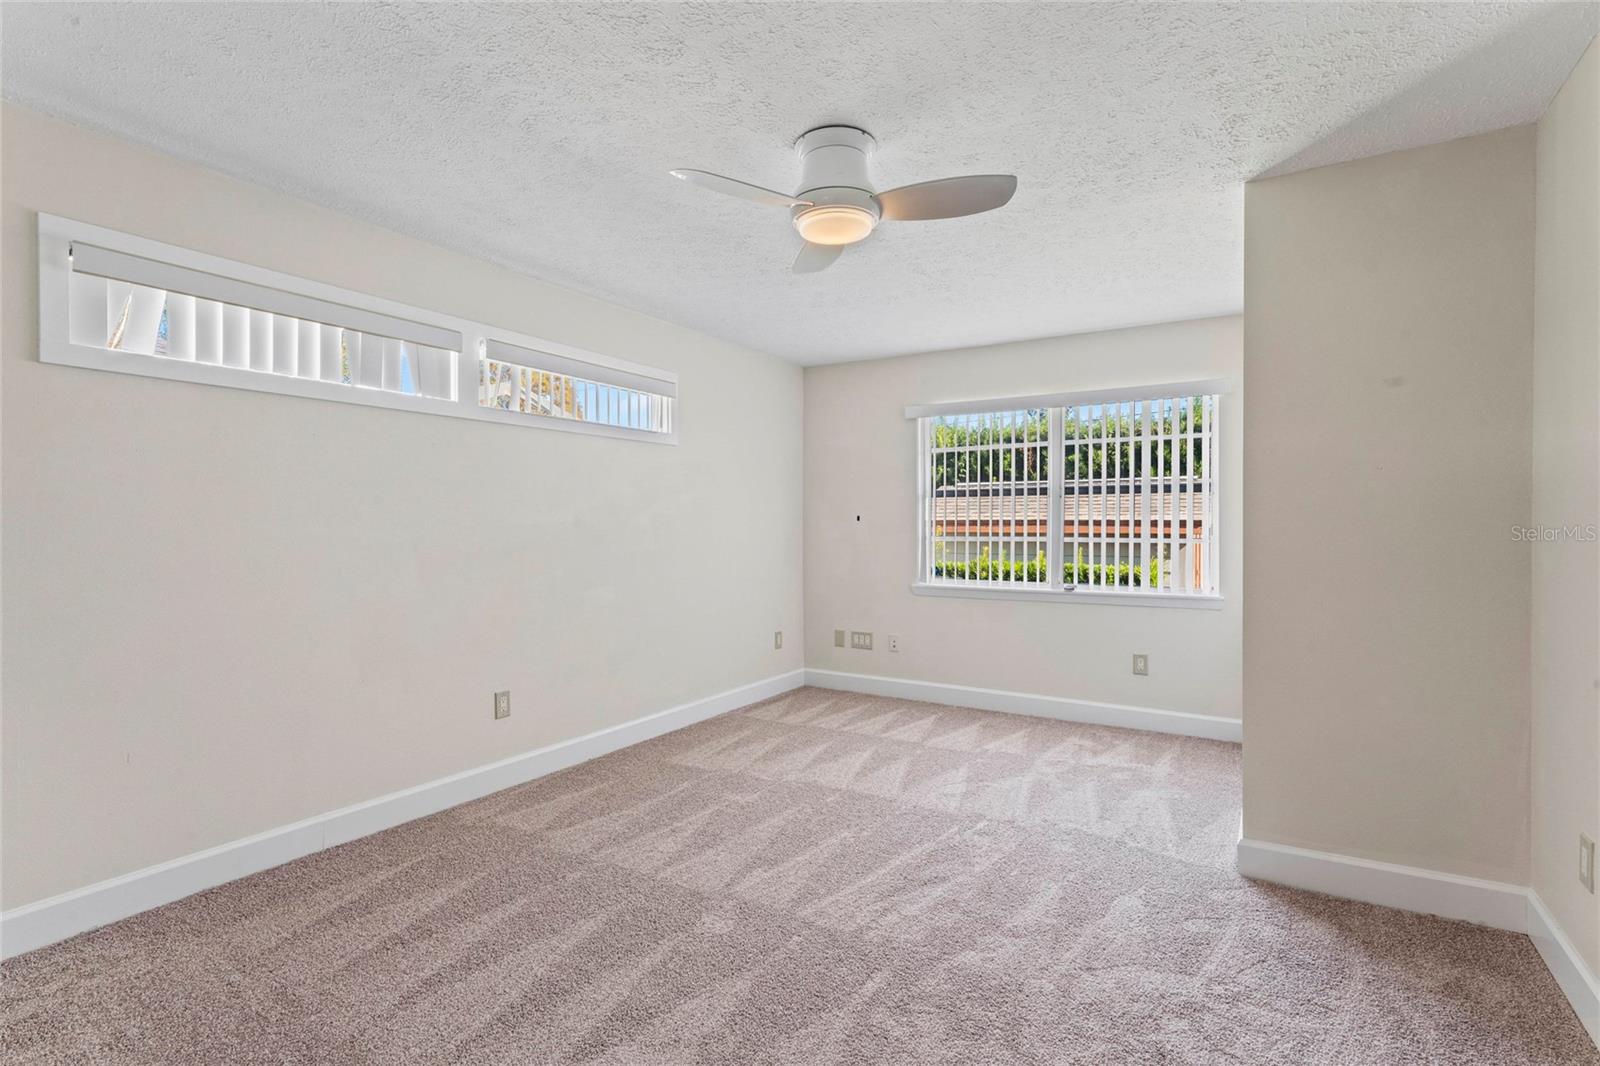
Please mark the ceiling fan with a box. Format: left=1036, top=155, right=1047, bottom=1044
left=670, top=126, right=1017, bottom=274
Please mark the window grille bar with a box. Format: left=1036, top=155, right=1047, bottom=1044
left=1094, top=405, right=1106, bottom=587
left=1191, top=397, right=1201, bottom=591
left=1108, top=404, right=1117, bottom=586
left=1002, top=410, right=1010, bottom=579
left=1101, top=404, right=1110, bottom=587
left=992, top=411, right=1000, bottom=576
left=1125, top=402, right=1134, bottom=582
left=1165, top=400, right=1172, bottom=591
left=1177, top=393, right=1190, bottom=589
left=1087, top=404, right=1097, bottom=587
left=1206, top=395, right=1220, bottom=590
left=1006, top=410, right=1014, bottom=578
left=1081, top=405, right=1092, bottom=587
left=1047, top=407, right=1064, bottom=589
left=1139, top=399, right=1151, bottom=589
left=1005, top=417, right=1017, bottom=577
left=1175, top=398, right=1186, bottom=592
left=988, top=411, right=996, bottom=577
left=1113, top=402, right=1123, bottom=584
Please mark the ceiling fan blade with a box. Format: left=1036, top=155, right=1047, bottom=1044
left=876, top=175, right=1017, bottom=221
left=669, top=169, right=810, bottom=208
left=792, top=241, right=843, bottom=274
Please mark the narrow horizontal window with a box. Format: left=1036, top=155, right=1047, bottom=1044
left=916, top=389, right=1220, bottom=601
left=482, top=338, right=675, bottom=435
left=37, top=214, right=678, bottom=444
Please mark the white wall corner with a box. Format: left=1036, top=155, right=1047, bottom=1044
left=0, top=669, right=805, bottom=961
left=804, top=668, right=1242, bottom=743
left=1528, top=891, right=1600, bottom=1046
left=1235, top=837, right=1529, bottom=932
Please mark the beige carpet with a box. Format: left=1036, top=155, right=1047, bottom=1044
left=3, top=687, right=1593, bottom=1064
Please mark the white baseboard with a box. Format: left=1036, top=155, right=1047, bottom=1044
left=1528, top=891, right=1600, bottom=1046
left=0, top=669, right=805, bottom=961
left=1235, top=837, right=1529, bottom=931
left=1237, top=837, right=1598, bottom=1048
left=10, top=669, right=1592, bottom=1050
left=803, top=668, right=1242, bottom=743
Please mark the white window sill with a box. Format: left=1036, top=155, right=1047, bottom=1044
left=910, top=582, right=1224, bottom=609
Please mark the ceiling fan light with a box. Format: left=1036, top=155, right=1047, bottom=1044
left=793, top=204, right=876, bottom=246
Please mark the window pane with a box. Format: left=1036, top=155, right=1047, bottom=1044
left=921, top=395, right=1217, bottom=596
left=68, top=260, right=457, bottom=401
left=476, top=354, right=672, bottom=435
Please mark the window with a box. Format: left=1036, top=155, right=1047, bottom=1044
left=37, top=213, right=678, bottom=444
left=67, top=242, right=459, bottom=401
left=911, top=384, right=1222, bottom=603
left=480, top=338, right=674, bottom=434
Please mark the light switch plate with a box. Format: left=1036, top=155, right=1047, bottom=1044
left=1581, top=834, right=1595, bottom=893
left=834, top=629, right=846, bottom=648
left=850, top=630, right=873, bottom=651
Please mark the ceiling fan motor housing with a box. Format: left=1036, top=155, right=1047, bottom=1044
left=792, top=126, right=881, bottom=243
left=795, top=126, right=877, bottom=193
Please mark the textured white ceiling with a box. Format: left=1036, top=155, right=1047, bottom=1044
left=4, top=2, right=1595, bottom=363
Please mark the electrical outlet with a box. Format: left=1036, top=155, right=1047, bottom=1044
left=774, top=630, right=783, bottom=650
left=850, top=630, right=873, bottom=651
left=887, top=634, right=900, bottom=653
left=1132, top=654, right=1149, bottom=676
left=834, top=629, right=846, bottom=648
left=493, top=690, right=511, bottom=720
left=1581, top=834, right=1595, bottom=893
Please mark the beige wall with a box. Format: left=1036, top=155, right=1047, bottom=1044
left=1532, top=37, right=1600, bottom=973
left=0, top=105, right=805, bottom=909
left=1243, top=126, right=1536, bottom=883
left=804, top=316, right=1243, bottom=720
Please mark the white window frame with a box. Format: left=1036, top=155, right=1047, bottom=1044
left=907, top=382, right=1226, bottom=609
left=37, top=213, right=678, bottom=445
